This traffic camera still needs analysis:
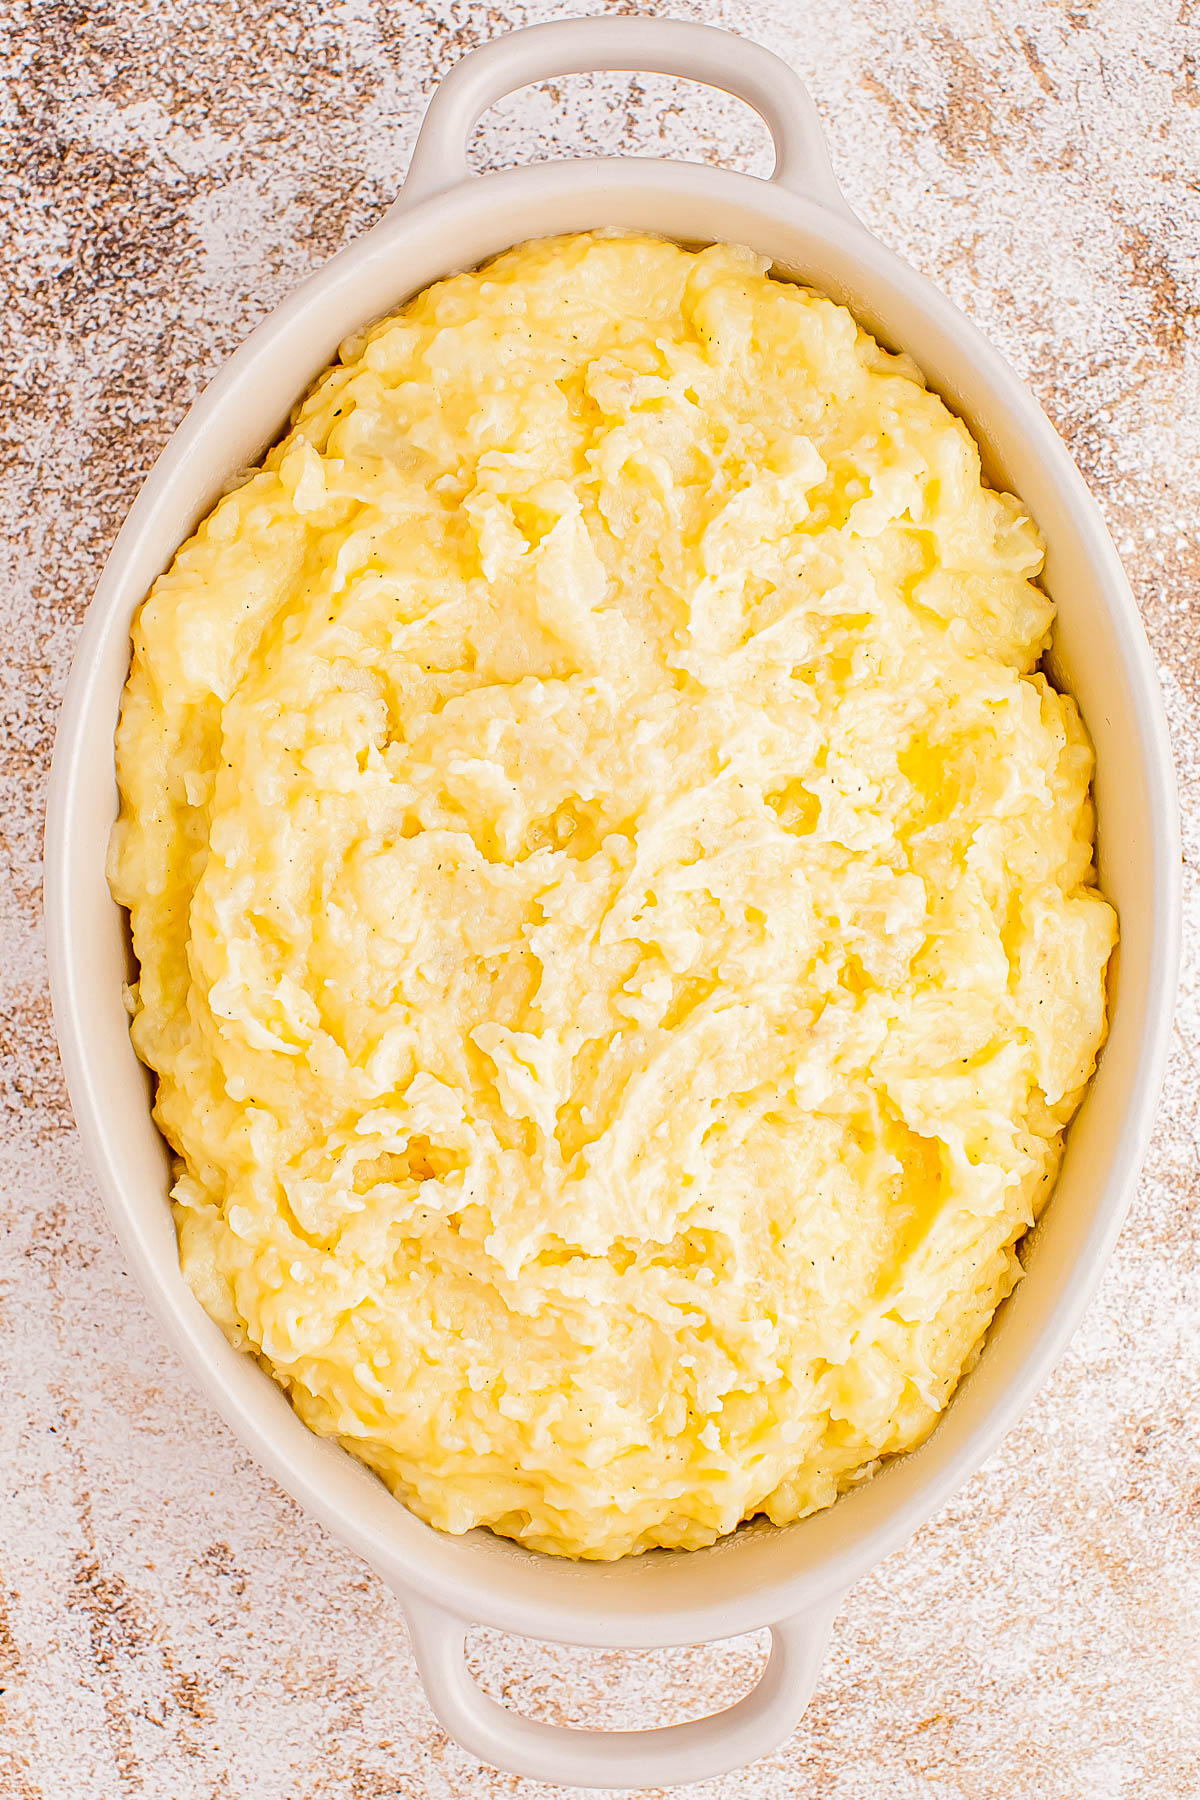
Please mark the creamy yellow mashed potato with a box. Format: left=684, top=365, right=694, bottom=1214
left=111, top=233, right=1116, bottom=1560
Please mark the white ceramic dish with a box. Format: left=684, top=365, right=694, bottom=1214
left=44, top=18, right=1181, bottom=1790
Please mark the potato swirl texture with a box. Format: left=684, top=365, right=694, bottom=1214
left=111, top=233, right=1116, bottom=1559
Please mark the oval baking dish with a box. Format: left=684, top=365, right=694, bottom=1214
left=44, top=17, right=1181, bottom=1790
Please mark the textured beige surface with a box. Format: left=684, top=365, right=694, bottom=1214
left=1, top=1, right=1198, bottom=1795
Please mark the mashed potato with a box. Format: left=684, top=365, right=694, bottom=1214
left=110, top=233, right=1116, bottom=1560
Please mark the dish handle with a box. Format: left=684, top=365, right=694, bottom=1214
left=398, top=1590, right=838, bottom=1789
left=394, top=16, right=849, bottom=217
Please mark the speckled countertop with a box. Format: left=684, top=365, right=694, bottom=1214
left=2, top=1, right=1198, bottom=1796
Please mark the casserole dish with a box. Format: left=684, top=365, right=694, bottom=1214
left=44, top=17, right=1181, bottom=1789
